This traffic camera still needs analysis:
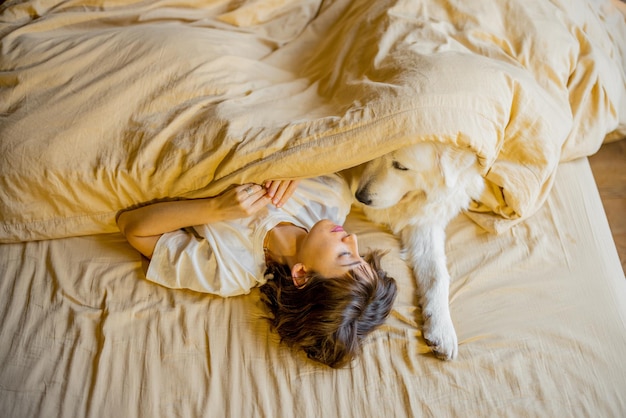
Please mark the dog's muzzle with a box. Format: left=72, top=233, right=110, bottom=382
left=355, top=188, right=372, bottom=206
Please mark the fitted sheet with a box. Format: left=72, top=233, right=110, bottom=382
left=1, top=157, right=624, bottom=417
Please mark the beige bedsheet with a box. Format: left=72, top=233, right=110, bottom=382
left=1, top=0, right=625, bottom=242
left=0, top=157, right=624, bottom=417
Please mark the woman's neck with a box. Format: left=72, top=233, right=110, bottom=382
left=264, top=223, right=307, bottom=267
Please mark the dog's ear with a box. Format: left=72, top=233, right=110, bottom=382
left=337, top=165, right=364, bottom=194
left=437, top=146, right=477, bottom=189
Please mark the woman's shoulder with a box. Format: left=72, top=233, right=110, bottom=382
left=300, top=174, right=348, bottom=192
left=292, top=175, right=349, bottom=206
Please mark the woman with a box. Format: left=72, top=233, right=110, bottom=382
left=117, top=175, right=397, bottom=368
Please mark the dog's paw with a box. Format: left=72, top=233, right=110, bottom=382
left=422, top=313, right=458, bottom=360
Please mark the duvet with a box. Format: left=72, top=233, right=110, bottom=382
left=1, top=0, right=624, bottom=242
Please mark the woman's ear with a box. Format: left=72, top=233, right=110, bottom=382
left=291, top=263, right=309, bottom=288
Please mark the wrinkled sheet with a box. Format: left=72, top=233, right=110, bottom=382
left=1, top=157, right=625, bottom=417
left=1, top=0, right=625, bottom=241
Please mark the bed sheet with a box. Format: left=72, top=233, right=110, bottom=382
left=1, top=157, right=624, bottom=418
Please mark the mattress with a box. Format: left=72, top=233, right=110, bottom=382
left=1, top=157, right=625, bottom=417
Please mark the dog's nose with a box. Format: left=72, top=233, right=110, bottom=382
left=355, top=189, right=372, bottom=206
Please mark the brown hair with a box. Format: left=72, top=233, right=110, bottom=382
left=259, top=250, right=397, bottom=368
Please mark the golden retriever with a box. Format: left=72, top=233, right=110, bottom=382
left=345, top=141, right=484, bottom=360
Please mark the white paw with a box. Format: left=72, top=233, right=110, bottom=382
left=422, top=311, right=458, bottom=360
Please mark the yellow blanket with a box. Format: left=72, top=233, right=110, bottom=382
left=1, top=0, right=624, bottom=241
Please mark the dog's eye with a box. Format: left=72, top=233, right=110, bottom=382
left=392, top=161, right=408, bottom=171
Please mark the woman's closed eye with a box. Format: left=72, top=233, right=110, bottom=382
left=338, top=252, right=363, bottom=268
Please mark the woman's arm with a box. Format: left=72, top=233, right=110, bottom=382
left=117, top=183, right=271, bottom=258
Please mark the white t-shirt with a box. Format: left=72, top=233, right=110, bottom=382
left=146, top=174, right=352, bottom=297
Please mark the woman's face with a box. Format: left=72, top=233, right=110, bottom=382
left=296, top=219, right=367, bottom=278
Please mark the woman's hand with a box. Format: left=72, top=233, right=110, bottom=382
left=264, top=180, right=301, bottom=208
left=212, top=184, right=272, bottom=221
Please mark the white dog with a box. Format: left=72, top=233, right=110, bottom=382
left=345, top=141, right=484, bottom=360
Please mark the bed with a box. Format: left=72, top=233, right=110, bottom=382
left=1, top=0, right=625, bottom=417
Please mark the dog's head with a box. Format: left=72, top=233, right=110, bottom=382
left=352, top=142, right=480, bottom=209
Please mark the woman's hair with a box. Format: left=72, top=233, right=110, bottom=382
left=259, top=250, right=397, bottom=368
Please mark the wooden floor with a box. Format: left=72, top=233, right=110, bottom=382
left=588, top=138, right=626, bottom=275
